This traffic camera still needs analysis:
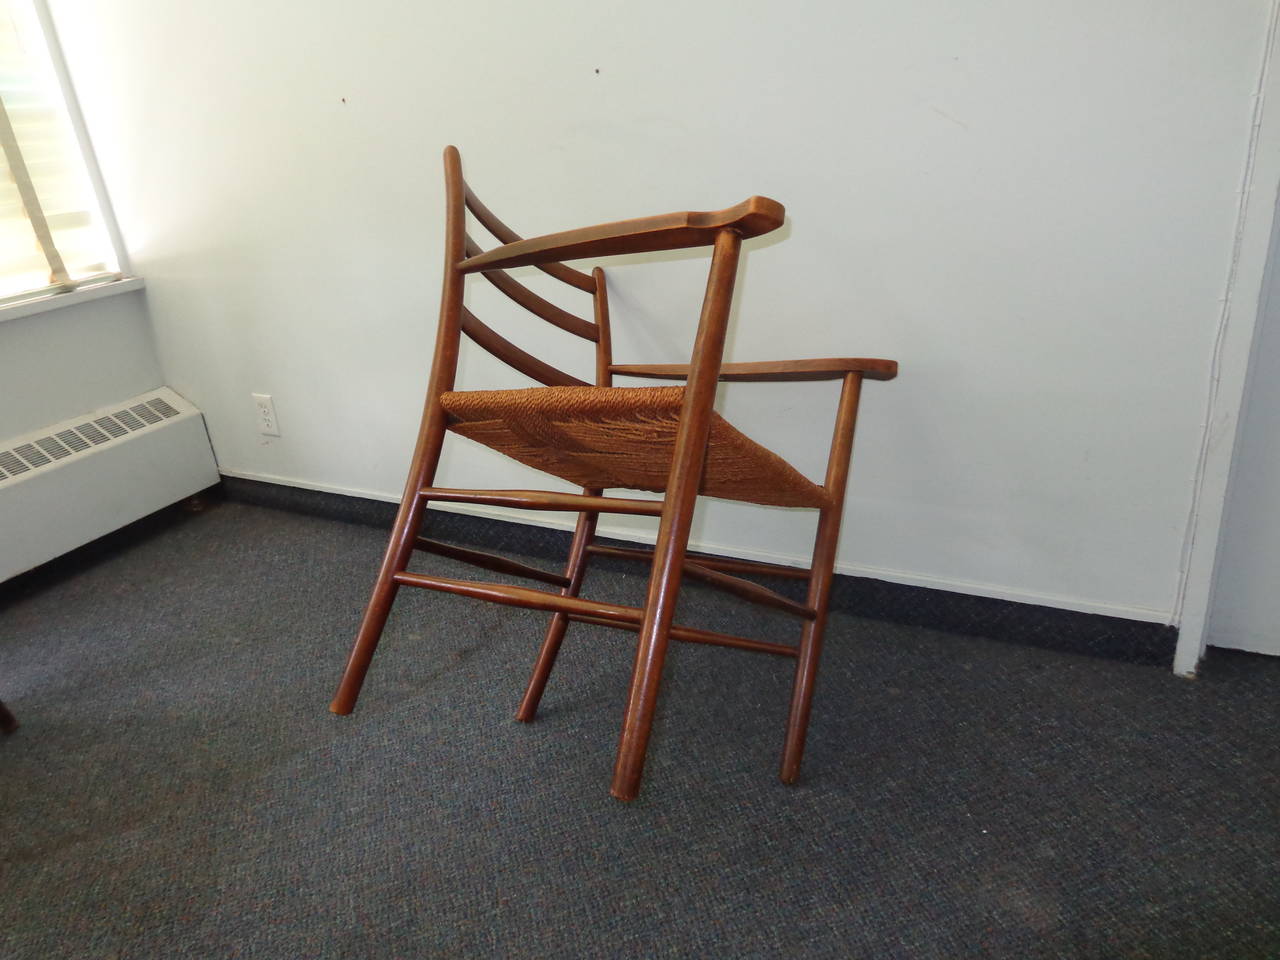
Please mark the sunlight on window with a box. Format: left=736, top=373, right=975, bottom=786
left=0, top=0, right=119, bottom=302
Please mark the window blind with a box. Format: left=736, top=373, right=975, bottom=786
left=0, top=0, right=119, bottom=304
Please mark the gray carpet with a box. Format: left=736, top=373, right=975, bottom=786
left=1, top=500, right=1277, bottom=959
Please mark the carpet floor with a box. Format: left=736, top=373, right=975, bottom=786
left=1, top=500, right=1277, bottom=959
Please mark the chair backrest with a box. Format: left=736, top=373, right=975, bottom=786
left=437, top=146, right=615, bottom=392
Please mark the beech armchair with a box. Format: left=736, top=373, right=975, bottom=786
left=331, top=146, right=897, bottom=801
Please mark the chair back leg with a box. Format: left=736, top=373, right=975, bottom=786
left=516, top=491, right=601, bottom=722
left=331, top=147, right=468, bottom=716
left=330, top=407, right=450, bottom=715
left=780, top=372, right=864, bottom=783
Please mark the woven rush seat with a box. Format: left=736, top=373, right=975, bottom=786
left=440, top=385, right=828, bottom=508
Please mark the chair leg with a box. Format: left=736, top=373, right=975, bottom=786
left=330, top=550, right=409, bottom=715
left=609, top=521, right=689, bottom=802
left=611, top=226, right=742, bottom=802
left=330, top=413, right=448, bottom=715
left=0, top=699, right=17, bottom=734
left=779, top=506, right=842, bottom=784
left=610, top=431, right=712, bottom=800
left=516, top=493, right=600, bottom=722
left=780, top=373, right=863, bottom=784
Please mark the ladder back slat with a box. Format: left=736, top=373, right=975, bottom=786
left=465, top=185, right=597, bottom=293
left=460, top=307, right=589, bottom=387
left=464, top=235, right=598, bottom=341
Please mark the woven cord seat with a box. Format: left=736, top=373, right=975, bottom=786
left=441, top=385, right=827, bottom=509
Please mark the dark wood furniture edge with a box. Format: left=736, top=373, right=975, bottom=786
left=457, top=196, right=785, bottom=273
left=612, top=358, right=898, bottom=381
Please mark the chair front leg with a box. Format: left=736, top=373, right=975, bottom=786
left=609, top=480, right=699, bottom=802
left=516, top=491, right=600, bottom=722
left=611, top=226, right=742, bottom=801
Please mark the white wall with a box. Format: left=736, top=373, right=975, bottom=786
left=47, top=0, right=1274, bottom=622
left=0, top=291, right=163, bottom=440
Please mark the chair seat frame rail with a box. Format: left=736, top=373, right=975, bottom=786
left=329, top=146, right=897, bottom=801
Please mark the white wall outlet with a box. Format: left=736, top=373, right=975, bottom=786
left=252, top=393, right=280, bottom=436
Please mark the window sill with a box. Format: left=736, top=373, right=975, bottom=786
left=0, top=276, right=146, bottom=324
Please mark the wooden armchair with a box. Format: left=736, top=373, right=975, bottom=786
left=331, top=146, right=897, bottom=801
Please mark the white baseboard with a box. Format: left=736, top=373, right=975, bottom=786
left=218, top=468, right=1173, bottom=625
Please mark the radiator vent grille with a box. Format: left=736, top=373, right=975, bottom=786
left=0, top=396, right=184, bottom=487
left=14, top=443, right=51, bottom=468
left=55, top=429, right=90, bottom=454
left=0, top=450, right=30, bottom=477
left=94, top=416, right=127, bottom=439
left=75, top=423, right=110, bottom=445
left=35, top=436, right=73, bottom=461
left=113, top=409, right=145, bottom=431
left=130, top=403, right=162, bottom=426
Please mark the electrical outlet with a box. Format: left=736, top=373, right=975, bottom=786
left=252, top=393, right=280, bottom=436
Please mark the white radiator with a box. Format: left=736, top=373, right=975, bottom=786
left=0, top=387, right=219, bottom=582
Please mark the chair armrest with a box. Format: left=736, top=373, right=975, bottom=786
left=457, top=196, right=785, bottom=273
left=610, top=358, right=898, bottom=382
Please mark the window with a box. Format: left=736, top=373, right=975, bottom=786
left=0, top=0, right=122, bottom=305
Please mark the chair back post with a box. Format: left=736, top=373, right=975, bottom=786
left=430, top=144, right=468, bottom=399
left=592, top=266, right=613, bottom=386
left=393, top=144, right=467, bottom=504
left=327, top=145, right=469, bottom=715
left=382, top=145, right=467, bottom=513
